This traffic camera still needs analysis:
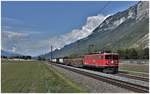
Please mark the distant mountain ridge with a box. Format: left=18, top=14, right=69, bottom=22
left=41, top=1, right=149, bottom=59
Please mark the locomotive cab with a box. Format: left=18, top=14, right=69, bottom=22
left=83, top=53, right=119, bottom=73
left=105, top=54, right=119, bottom=66
left=104, top=53, right=119, bottom=73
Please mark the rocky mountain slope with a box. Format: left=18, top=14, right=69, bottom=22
left=42, top=1, right=149, bottom=59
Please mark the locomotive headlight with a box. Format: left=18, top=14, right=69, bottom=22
left=111, top=61, right=114, bottom=64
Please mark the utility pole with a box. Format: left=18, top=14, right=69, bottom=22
left=50, top=45, right=53, bottom=61
left=77, top=40, right=80, bottom=56
left=88, top=44, right=94, bottom=54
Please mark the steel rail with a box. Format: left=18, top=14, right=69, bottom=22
left=116, top=73, right=149, bottom=82
left=50, top=63, right=149, bottom=93
left=82, top=66, right=149, bottom=82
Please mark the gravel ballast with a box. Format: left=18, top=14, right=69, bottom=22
left=48, top=64, right=133, bottom=93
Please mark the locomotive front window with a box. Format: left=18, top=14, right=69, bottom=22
left=105, top=55, right=118, bottom=60
left=105, top=55, right=112, bottom=59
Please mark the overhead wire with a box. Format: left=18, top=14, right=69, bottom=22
left=99, top=1, right=111, bottom=15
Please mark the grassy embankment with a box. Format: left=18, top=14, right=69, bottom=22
left=119, top=63, right=149, bottom=77
left=1, top=59, right=86, bottom=93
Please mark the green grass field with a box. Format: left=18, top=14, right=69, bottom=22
left=119, top=63, right=149, bottom=77
left=1, top=59, right=86, bottom=93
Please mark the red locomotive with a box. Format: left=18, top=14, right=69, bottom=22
left=52, top=53, right=119, bottom=73
left=83, top=53, right=119, bottom=73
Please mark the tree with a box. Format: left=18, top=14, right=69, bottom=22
left=1, top=56, right=7, bottom=59
left=88, top=44, right=95, bottom=54
left=143, top=48, right=149, bottom=59
left=38, top=56, right=42, bottom=60
left=129, top=48, right=138, bottom=59
left=69, top=53, right=79, bottom=58
left=26, top=56, right=32, bottom=59
left=117, top=48, right=149, bottom=59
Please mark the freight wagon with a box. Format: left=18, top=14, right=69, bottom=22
left=52, top=58, right=63, bottom=63
left=52, top=53, right=119, bottom=73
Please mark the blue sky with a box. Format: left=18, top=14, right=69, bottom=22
left=1, top=1, right=138, bottom=56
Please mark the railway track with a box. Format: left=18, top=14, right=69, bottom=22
left=82, top=66, right=149, bottom=82
left=116, top=73, right=149, bottom=82
left=50, top=62, right=149, bottom=93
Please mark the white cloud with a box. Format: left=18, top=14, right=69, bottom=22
left=2, top=14, right=109, bottom=56
left=1, top=31, right=29, bottom=52
left=47, top=14, right=109, bottom=51
left=113, top=17, right=126, bottom=26
left=12, top=47, right=16, bottom=52
left=2, top=31, right=29, bottom=38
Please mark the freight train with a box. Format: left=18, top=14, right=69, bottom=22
left=51, top=53, right=119, bottom=73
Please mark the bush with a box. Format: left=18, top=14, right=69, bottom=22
left=117, top=48, right=149, bottom=59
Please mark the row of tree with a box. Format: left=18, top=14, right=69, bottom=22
left=37, top=56, right=46, bottom=61
left=3, top=48, right=147, bottom=60
left=117, top=48, right=149, bottom=59
left=86, top=43, right=149, bottom=59
left=1, top=55, right=32, bottom=60
left=67, top=48, right=149, bottom=59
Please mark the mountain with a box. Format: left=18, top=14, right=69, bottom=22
left=41, top=1, right=149, bottom=59
left=1, top=50, right=21, bottom=57
left=47, top=14, right=107, bottom=50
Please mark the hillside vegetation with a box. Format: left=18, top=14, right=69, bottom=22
left=41, top=1, right=149, bottom=59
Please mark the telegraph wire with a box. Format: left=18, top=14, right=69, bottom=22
left=99, top=1, right=111, bottom=15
